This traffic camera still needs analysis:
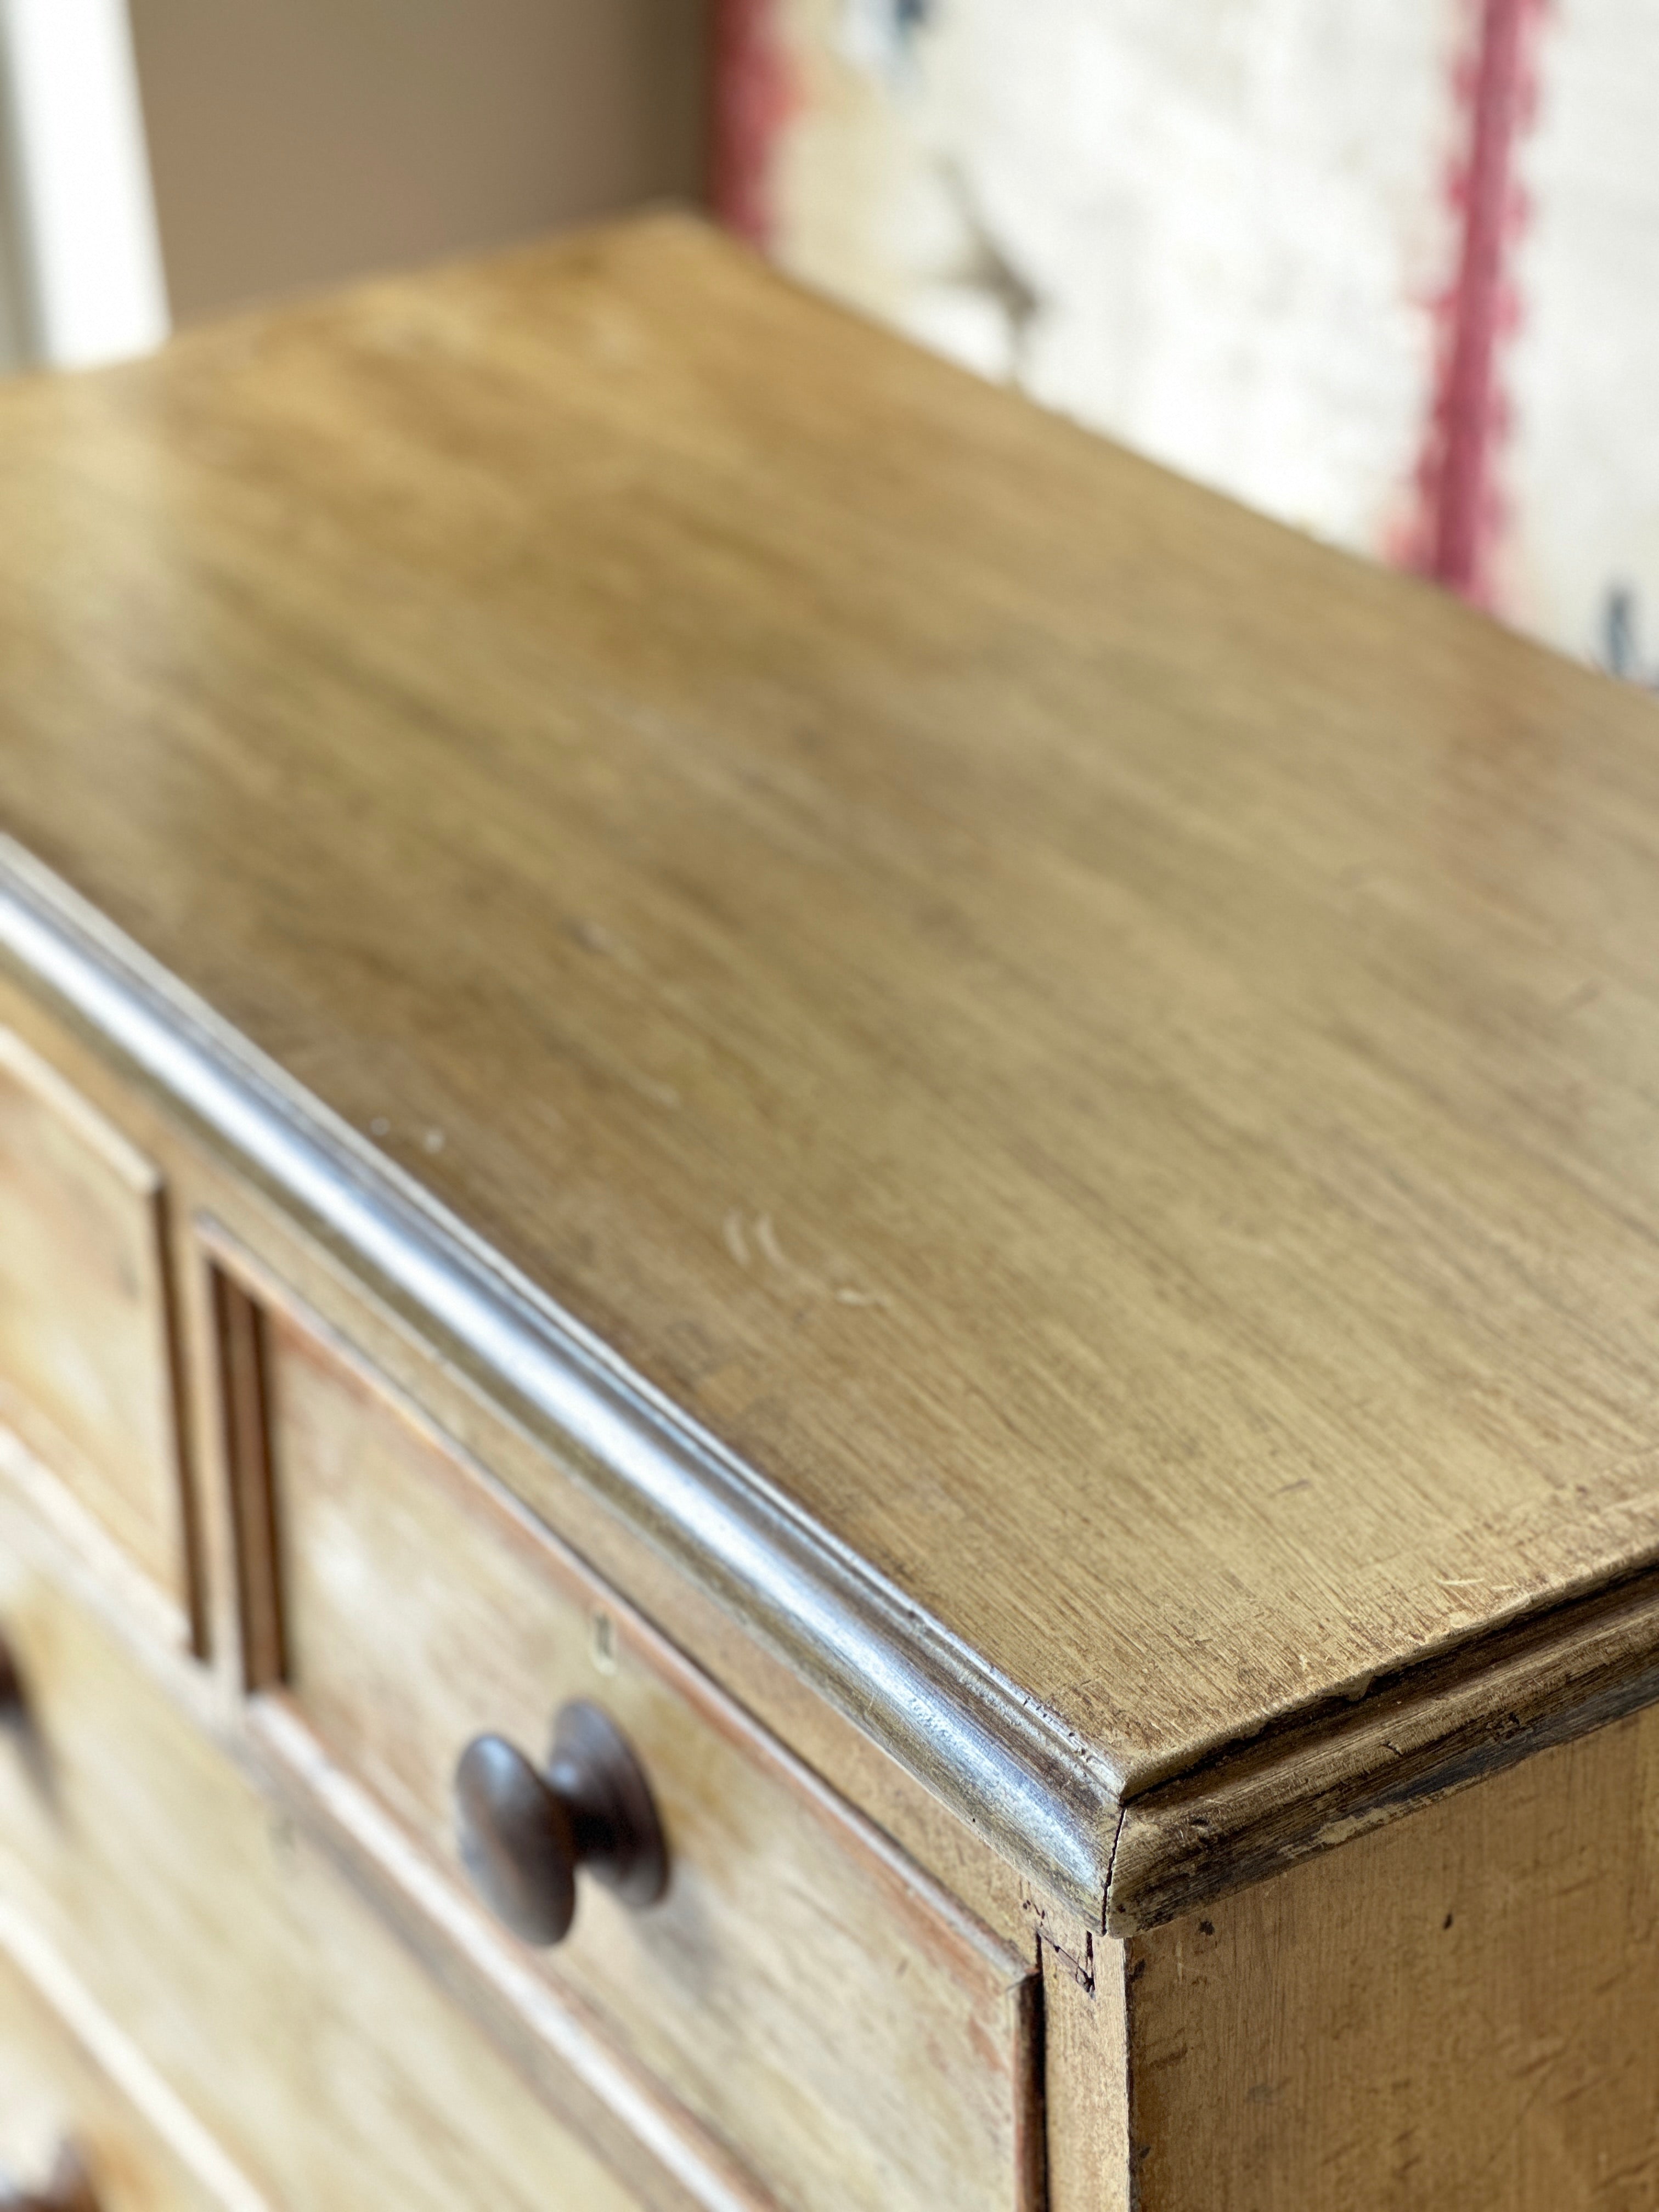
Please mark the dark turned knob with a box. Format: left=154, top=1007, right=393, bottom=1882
left=1, top=2146, right=99, bottom=2211
left=454, top=1701, right=667, bottom=1946
left=0, top=1632, right=21, bottom=1723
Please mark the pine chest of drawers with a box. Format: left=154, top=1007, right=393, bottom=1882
left=3, top=212, right=1659, bottom=2211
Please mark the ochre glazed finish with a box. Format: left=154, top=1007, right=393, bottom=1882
left=249, top=1268, right=1039, bottom=2212
left=4, top=213, right=1659, bottom=1796
left=0, top=1030, right=189, bottom=1622
left=1126, top=1704, right=1659, bottom=2209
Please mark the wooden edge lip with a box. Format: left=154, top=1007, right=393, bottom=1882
left=0, top=834, right=1122, bottom=1925
left=1104, top=1558, right=1659, bottom=1934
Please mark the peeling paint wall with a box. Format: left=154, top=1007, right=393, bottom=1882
left=746, top=0, right=1659, bottom=674
left=770, top=0, right=1466, bottom=561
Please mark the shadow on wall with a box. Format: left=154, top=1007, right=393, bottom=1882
left=128, top=0, right=708, bottom=324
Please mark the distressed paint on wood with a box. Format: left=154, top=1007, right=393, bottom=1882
left=0, top=1026, right=195, bottom=1633
left=1041, top=1939, right=1129, bottom=2212
left=0, top=1511, right=669, bottom=2212
left=0, top=1905, right=266, bottom=2212
left=229, top=1252, right=1040, bottom=2212
left=1125, top=1700, right=1659, bottom=2209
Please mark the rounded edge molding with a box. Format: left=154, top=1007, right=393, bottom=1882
left=0, top=833, right=1124, bottom=1926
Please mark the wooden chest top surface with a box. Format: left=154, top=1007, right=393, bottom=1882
left=2, top=211, right=1657, bottom=1803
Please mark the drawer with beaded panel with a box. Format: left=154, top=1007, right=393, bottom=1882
left=0, top=1029, right=195, bottom=1644
left=205, top=1235, right=1041, bottom=2212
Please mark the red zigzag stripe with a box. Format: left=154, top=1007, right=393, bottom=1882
left=1415, top=0, right=1548, bottom=604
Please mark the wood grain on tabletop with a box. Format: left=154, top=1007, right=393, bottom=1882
left=2, top=211, right=1658, bottom=1794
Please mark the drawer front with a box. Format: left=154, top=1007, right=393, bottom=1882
left=0, top=1521, right=659, bottom=2212
left=0, top=1907, right=254, bottom=2212
left=220, top=1257, right=1041, bottom=2212
left=0, top=1029, right=190, bottom=1621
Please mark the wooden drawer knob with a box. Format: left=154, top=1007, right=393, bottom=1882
left=0, top=1631, right=21, bottom=1722
left=454, top=1700, right=667, bottom=1946
left=1, top=2145, right=99, bottom=2211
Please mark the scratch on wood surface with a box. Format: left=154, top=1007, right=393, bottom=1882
left=721, top=1208, right=889, bottom=1311
left=1313, top=1808, right=1393, bottom=1851
left=622, top=1070, right=681, bottom=1111
left=723, top=1209, right=751, bottom=1267
left=753, top=1211, right=789, bottom=1274
left=1022, top=1892, right=1096, bottom=1993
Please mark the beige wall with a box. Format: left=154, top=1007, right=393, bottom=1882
left=128, top=0, right=707, bottom=324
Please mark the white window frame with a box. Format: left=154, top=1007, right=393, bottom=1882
left=0, top=0, right=168, bottom=369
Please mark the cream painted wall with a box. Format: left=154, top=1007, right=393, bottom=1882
left=127, top=0, right=707, bottom=324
